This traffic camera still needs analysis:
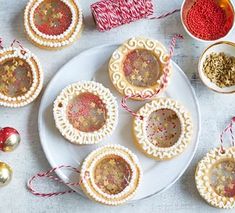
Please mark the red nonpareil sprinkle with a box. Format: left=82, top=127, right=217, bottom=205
left=186, top=0, right=234, bottom=40
left=224, top=183, right=235, bottom=197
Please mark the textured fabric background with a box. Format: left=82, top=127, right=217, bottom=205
left=0, top=0, right=235, bottom=212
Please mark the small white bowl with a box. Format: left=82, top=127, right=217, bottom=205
left=181, top=0, right=235, bottom=42
left=198, top=41, right=235, bottom=93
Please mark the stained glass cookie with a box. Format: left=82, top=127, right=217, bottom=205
left=0, top=47, right=43, bottom=107
left=195, top=147, right=235, bottom=209
left=109, top=37, right=171, bottom=100
left=53, top=81, right=118, bottom=144
left=133, top=98, right=193, bottom=160
left=24, top=0, right=83, bottom=49
left=80, top=144, right=142, bottom=205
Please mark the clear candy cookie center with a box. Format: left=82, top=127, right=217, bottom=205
left=67, top=92, right=107, bottom=133
left=123, top=49, right=162, bottom=87
left=94, top=155, right=132, bottom=195
left=210, top=160, right=235, bottom=197
left=33, top=0, right=72, bottom=35
left=146, top=109, right=181, bottom=148
left=0, top=58, right=33, bottom=97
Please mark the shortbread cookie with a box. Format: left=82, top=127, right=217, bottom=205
left=133, top=98, right=193, bottom=160
left=109, top=37, right=171, bottom=100
left=0, top=47, right=43, bottom=107
left=53, top=81, right=118, bottom=144
left=24, top=0, right=83, bottom=49
left=80, top=144, right=142, bottom=205
left=195, top=147, right=235, bottom=209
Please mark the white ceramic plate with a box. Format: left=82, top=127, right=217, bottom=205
left=38, top=44, right=201, bottom=201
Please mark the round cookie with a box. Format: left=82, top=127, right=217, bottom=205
left=53, top=81, right=118, bottom=144
left=80, top=144, right=142, bottom=205
left=0, top=47, right=43, bottom=107
left=195, top=147, right=235, bottom=209
left=109, top=37, right=171, bottom=100
left=133, top=98, right=193, bottom=160
left=24, top=0, right=83, bottom=50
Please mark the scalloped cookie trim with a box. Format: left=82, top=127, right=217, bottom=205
left=109, top=37, right=171, bottom=100
left=0, top=47, right=43, bottom=108
left=133, top=98, right=193, bottom=160
left=195, top=147, right=235, bottom=209
left=24, top=0, right=83, bottom=49
left=53, top=81, right=118, bottom=145
left=80, top=144, right=142, bottom=205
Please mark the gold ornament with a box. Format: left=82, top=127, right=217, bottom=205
left=0, top=127, right=21, bottom=152
left=3, top=133, right=20, bottom=152
left=0, top=162, right=12, bottom=186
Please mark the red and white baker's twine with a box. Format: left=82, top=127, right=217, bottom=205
left=27, top=165, right=89, bottom=197
left=220, top=117, right=235, bottom=153
left=11, top=39, right=24, bottom=50
left=0, top=38, right=3, bottom=49
left=0, top=38, right=24, bottom=50
left=149, top=8, right=180, bottom=20
left=121, top=34, right=184, bottom=120
left=91, top=0, right=180, bottom=32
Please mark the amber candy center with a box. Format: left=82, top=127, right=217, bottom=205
left=210, top=160, right=235, bottom=197
left=123, top=49, right=162, bottom=87
left=94, top=155, right=132, bottom=195
left=33, top=0, right=72, bottom=35
left=0, top=58, right=33, bottom=97
left=146, top=109, right=181, bottom=148
left=67, top=92, right=107, bottom=132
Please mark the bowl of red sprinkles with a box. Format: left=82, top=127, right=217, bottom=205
left=181, top=0, right=235, bottom=41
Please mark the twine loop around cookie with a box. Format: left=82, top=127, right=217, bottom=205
left=220, top=117, right=235, bottom=154
left=11, top=39, right=24, bottom=50
left=121, top=34, right=184, bottom=120
left=0, top=38, right=24, bottom=50
left=0, top=38, right=3, bottom=49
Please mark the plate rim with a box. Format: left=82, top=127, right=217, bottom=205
left=38, top=43, right=201, bottom=201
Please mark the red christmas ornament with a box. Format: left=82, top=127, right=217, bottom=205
left=0, top=127, right=21, bottom=152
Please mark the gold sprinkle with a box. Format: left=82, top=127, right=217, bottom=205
left=133, top=69, right=139, bottom=74
left=142, top=62, right=148, bottom=68
left=45, top=3, right=52, bottom=10
left=97, top=108, right=103, bottom=115
left=137, top=75, right=143, bottom=81
left=18, top=60, right=24, bottom=66
left=91, top=117, right=97, bottom=122
left=57, top=12, right=63, bottom=19
left=42, top=9, right=48, bottom=15
left=90, top=102, right=96, bottom=108
left=203, top=52, right=235, bottom=88
left=130, top=75, right=136, bottom=80
left=78, top=116, right=85, bottom=122
left=4, top=65, right=10, bottom=71
left=21, top=87, right=27, bottom=93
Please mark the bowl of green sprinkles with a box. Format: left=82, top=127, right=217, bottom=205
left=198, top=41, right=235, bottom=93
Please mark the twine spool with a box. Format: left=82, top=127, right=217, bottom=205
left=91, top=0, right=180, bottom=31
